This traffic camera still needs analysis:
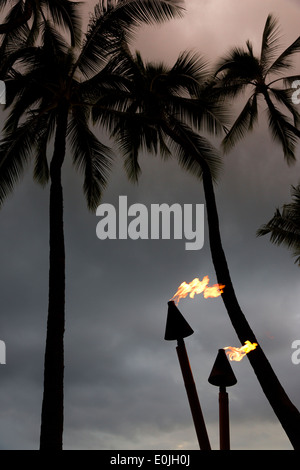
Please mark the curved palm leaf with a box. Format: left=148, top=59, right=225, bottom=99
left=75, top=0, right=184, bottom=78
left=270, top=87, right=300, bottom=127
left=260, top=13, right=282, bottom=75
left=267, top=36, right=300, bottom=76
left=263, top=89, right=300, bottom=163
left=221, top=92, right=258, bottom=153
left=68, top=105, right=114, bottom=210
left=257, top=185, right=300, bottom=264
left=163, top=118, right=223, bottom=181
left=0, top=115, right=39, bottom=204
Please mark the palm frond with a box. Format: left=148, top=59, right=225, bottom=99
left=257, top=208, right=300, bottom=255
left=284, top=75, right=300, bottom=88
left=257, top=186, right=300, bottom=264
left=246, top=40, right=254, bottom=57
left=221, top=93, right=258, bottom=153
left=94, top=0, right=185, bottom=36
left=268, top=74, right=300, bottom=88
left=267, top=35, right=300, bottom=76
left=3, top=43, right=42, bottom=77
left=169, top=50, right=209, bottom=95
left=0, top=0, right=32, bottom=36
left=260, top=14, right=282, bottom=75
left=193, top=88, right=231, bottom=136
left=0, top=117, right=39, bottom=206
left=269, top=87, right=300, bottom=127
left=78, top=54, right=130, bottom=107
left=68, top=106, right=114, bottom=211
left=41, top=18, right=70, bottom=56
left=123, top=152, right=141, bottom=183
left=33, top=111, right=57, bottom=186
left=112, top=112, right=161, bottom=182
left=209, top=77, right=250, bottom=101
left=23, top=4, right=41, bottom=47
left=42, top=0, right=83, bottom=47
left=0, top=0, right=9, bottom=12
left=215, top=47, right=261, bottom=83
left=163, top=119, right=222, bottom=182
left=76, top=0, right=184, bottom=78
left=264, top=91, right=300, bottom=164
left=3, top=74, right=45, bottom=131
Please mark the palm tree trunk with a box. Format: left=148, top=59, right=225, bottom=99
left=165, top=123, right=300, bottom=449
left=40, top=105, right=68, bottom=450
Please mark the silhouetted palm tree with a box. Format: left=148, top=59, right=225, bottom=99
left=215, top=13, right=300, bottom=162
left=210, top=13, right=300, bottom=448
left=257, top=185, right=300, bottom=264
left=0, top=0, right=184, bottom=450
left=93, top=44, right=300, bottom=449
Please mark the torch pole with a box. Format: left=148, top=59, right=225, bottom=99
left=208, top=349, right=237, bottom=451
left=219, top=385, right=230, bottom=450
left=176, top=338, right=211, bottom=450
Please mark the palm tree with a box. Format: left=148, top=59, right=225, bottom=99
left=214, top=13, right=300, bottom=162
left=92, top=45, right=300, bottom=449
left=0, top=0, right=184, bottom=450
left=257, top=185, right=300, bottom=264
left=210, top=13, right=300, bottom=448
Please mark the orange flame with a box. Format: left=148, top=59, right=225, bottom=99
left=171, top=276, right=225, bottom=305
left=224, top=341, right=258, bottom=362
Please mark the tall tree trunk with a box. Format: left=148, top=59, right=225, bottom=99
left=165, top=123, right=300, bottom=449
left=40, top=105, right=68, bottom=450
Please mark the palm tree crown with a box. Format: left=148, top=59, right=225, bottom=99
left=0, top=24, right=113, bottom=210
left=214, top=14, right=300, bottom=162
left=0, top=0, right=184, bottom=209
left=92, top=45, right=229, bottom=183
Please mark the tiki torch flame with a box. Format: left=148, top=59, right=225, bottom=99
left=224, top=341, right=258, bottom=362
left=171, top=276, right=225, bottom=305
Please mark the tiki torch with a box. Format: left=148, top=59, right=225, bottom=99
left=164, top=300, right=211, bottom=450
left=208, top=348, right=237, bottom=450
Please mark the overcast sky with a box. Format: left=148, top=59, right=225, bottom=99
left=0, top=0, right=300, bottom=451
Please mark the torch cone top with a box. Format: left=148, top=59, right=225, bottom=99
left=164, top=301, right=194, bottom=341
left=208, top=348, right=237, bottom=387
